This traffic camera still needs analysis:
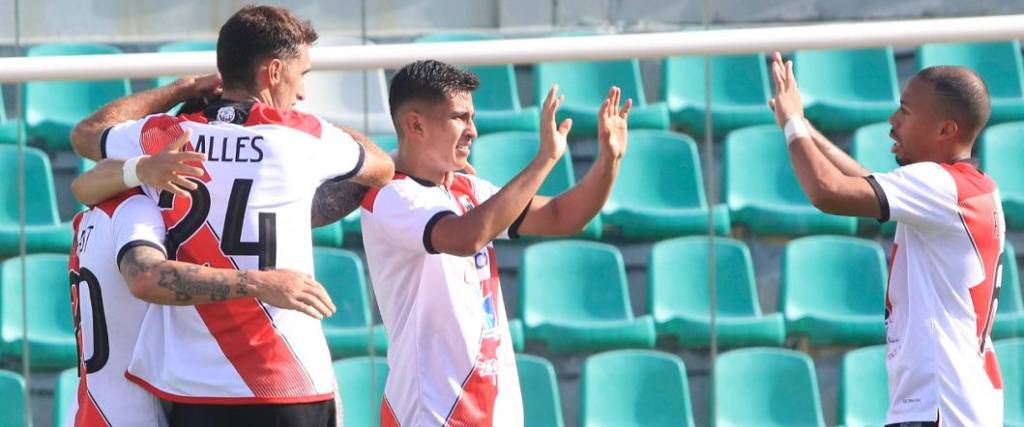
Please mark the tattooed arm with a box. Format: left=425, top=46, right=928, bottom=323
left=119, top=245, right=336, bottom=319
left=311, top=179, right=368, bottom=227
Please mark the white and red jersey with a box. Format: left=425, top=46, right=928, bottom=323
left=361, top=173, right=526, bottom=426
left=101, top=100, right=365, bottom=404
left=68, top=191, right=168, bottom=426
left=867, top=160, right=1005, bottom=426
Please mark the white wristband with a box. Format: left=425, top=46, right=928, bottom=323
left=122, top=155, right=148, bottom=188
left=783, top=115, right=810, bottom=145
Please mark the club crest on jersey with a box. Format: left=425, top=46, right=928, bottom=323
left=216, top=106, right=236, bottom=123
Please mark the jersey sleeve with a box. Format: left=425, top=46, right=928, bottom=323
left=462, top=174, right=530, bottom=240
left=311, top=120, right=366, bottom=183
left=369, top=185, right=455, bottom=255
left=866, top=162, right=959, bottom=230
left=111, top=195, right=168, bottom=269
left=100, top=119, right=148, bottom=160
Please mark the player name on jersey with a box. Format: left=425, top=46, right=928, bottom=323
left=192, top=134, right=265, bottom=163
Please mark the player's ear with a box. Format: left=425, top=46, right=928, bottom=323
left=938, top=119, right=959, bottom=140
left=266, top=58, right=284, bottom=86
left=403, top=110, right=425, bottom=139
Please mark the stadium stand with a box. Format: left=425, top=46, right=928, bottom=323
left=723, top=125, right=858, bottom=236
left=0, top=87, right=21, bottom=146
left=917, top=40, right=1024, bottom=124
left=519, top=241, right=656, bottom=352
left=154, top=40, right=216, bottom=88
left=837, top=344, right=889, bottom=427
left=23, top=43, right=131, bottom=151
left=0, top=254, right=76, bottom=369
left=311, top=222, right=344, bottom=248
left=0, top=146, right=72, bottom=256
left=780, top=236, right=887, bottom=346
left=794, top=47, right=900, bottom=132
left=579, top=350, right=695, bottom=427
left=313, top=247, right=388, bottom=357
left=516, top=354, right=565, bottom=427
left=53, top=367, right=78, bottom=427
left=661, top=53, right=775, bottom=136
left=995, top=240, right=1024, bottom=340
left=851, top=122, right=899, bottom=235
left=0, top=370, right=27, bottom=427
left=332, top=356, right=388, bottom=427
left=714, top=347, right=826, bottom=427
left=996, top=338, right=1024, bottom=427
left=648, top=236, right=785, bottom=348
left=601, top=130, right=730, bottom=239
left=415, top=32, right=540, bottom=134
left=980, top=121, right=1024, bottom=230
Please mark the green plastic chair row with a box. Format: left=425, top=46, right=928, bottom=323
left=0, top=145, right=72, bottom=256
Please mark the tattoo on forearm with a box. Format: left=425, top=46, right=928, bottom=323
left=156, top=267, right=231, bottom=302
left=311, top=180, right=368, bottom=227
left=237, top=271, right=250, bottom=295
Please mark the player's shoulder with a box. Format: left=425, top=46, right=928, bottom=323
left=91, top=189, right=148, bottom=218
left=361, top=173, right=440, bottom=214
left=246, top=103, right=324, bottom=139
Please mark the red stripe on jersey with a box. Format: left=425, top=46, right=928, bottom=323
left=381, top=397, right=401, bottom=427
left=245, top=103, right=322, bottom=139
left=363, top=173, right=410, bottom=213
left=140, top=118, right=317, bottom=400
left=983, top=349, right=1003, bottom=390
left=94, top=189, right=144, bottom=217
left=445, top=337, right=499, bottom=426
left=73, top=378, right=111, bottom=427
left=125, top=372, right=334, bottom=405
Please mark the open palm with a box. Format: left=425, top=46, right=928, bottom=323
left=598, top=86, right=632, bottom=160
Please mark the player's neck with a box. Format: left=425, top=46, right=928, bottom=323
left=221, top=88, right=270, bottom=106
left=395, top=150, right=446, bottom=186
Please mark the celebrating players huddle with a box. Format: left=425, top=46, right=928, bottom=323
left=62, top=4, right=1004, bottom=427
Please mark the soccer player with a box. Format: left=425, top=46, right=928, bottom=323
left=767, top=51, right=1004, bottom=427
left=69, top=5, right=394, bottom=426
left=361, top=60, right=630, bottom=426
left=68, top=133, right=334, bottom=427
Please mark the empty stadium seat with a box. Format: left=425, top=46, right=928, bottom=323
left=980, top=122, right=1024, bottom=229
left=534, top=45, right=668, bottom=138
left=295, top=37, right=394, bottom=135
left=24, top=43, right=132, bottom=151
left=54, top=367, right=79, bottom=427
left=781, top=236, right=887, bottom=346
left=714, top=348, right=825, bottom=427
left=333, top=357, right=388, bottom=427
left=917, top=40, right=1024, bottom=124
left=648, top=236, right=785, bottom=348
left=0, top=370, right=26, bottom=427
left=723, top=125, right=857, bottom=236
left=851, top=122, right=899, bottom=235
left=520, top=241, right=655, bottom=352
left=470, top=131, right=601, bottom=239
left=313, top=247, right=387, bottom=357
left=415, top=32, right=539, bottom=134
left=0, top=146, right=73, bottom=256
left=509, top=318, right=525, bottom=352
left=0, top=87, right=22, bottom=145
left=154, top=40, right=217, bottom=87
left=516, top=354, right=565, bottom=427
left=580, top=350, right=694, bottom=427
left=311, top=223, right=344, bottom=248
left=0, top=254, right=77, bottom=369
left=994, top=240, right=1024, bottom=340
left=838, top=345, right=889, bottom=427
left=795, top=48, right=899, bottom=132
left=662, top=53, right=775, bottom=136
left=602, top=130, right=730, bottom=239
left=996, top=338, right=1024, bottom=427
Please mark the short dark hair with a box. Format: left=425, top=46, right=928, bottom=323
left=217, top=5, right=318, bottom=91
left=913, top=66, right=991, bottom=142
left=388, top=60, right=480, bottom=125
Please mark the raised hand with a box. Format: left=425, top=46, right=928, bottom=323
left=137, top=128, right=207, bottom=197
left=767, top=51, right=805, bottom=127
left=597, top=86, right=632, bottom=160
left=538, top=84, right=572, bottom=163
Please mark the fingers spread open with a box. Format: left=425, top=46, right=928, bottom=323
left=558, top=118, right=573, bottom=136
left=620, top=98, right=633, bottom=118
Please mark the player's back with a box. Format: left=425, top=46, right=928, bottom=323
left=68, top=193, right=167, bottom=426
left=103, top=100, right=365, bottom=403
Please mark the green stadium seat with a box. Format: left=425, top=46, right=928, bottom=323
left=580, top=349, right=694, bottom=427
left=520, top=241, right=655, bottom=352
left=0, top=370, right=27, bottom=427
left=996, top=338, right=1024, bottom=427
left=980, top=122, right=1024, bottom=229
left=311, top=223, right=343, bottom=248
left=781, top=236, right=887, bottom=346
left=723, top=125, right=857, bottom=236
left=0, top=146, right=73, bottom=256
left=313, top=248, right=387, bottom=357
left=516, top=354, right=564, bottom=427
left=649, top=236, right=785, bottom=348
left=333, top=357, right=388, bottom=427
left=917, top=40, right=1024, bottom=124
left=534, top=47, right=668, bottom=138
left=24, top=43, right=131, bottom=151
left=662, top=53, right=774, bottom=136
left=994, top=240, right=1024, bottom=340
left=509, top=318, right=525, bottom=352
left=0, top=87, right=23, bottom=146
left=74, top=157, right=97, bottom=213
left=470, top=131, right=601, bottom=239
left=154, top=40, right=217, bottom=87
left=602, top=130, right=730, bottom=239
left=838, top=344, right=889, bottom=427
left=416, top=32, right=539, bottom=134
left=851, top=122, right=899, bottom=235
left=54, top=367, right=79, bottom=427
left=714, top=347, right=825, bottom=427
left=795, top=48, right=899, bottom=132
left=1, top=254, right=77, bottom=368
